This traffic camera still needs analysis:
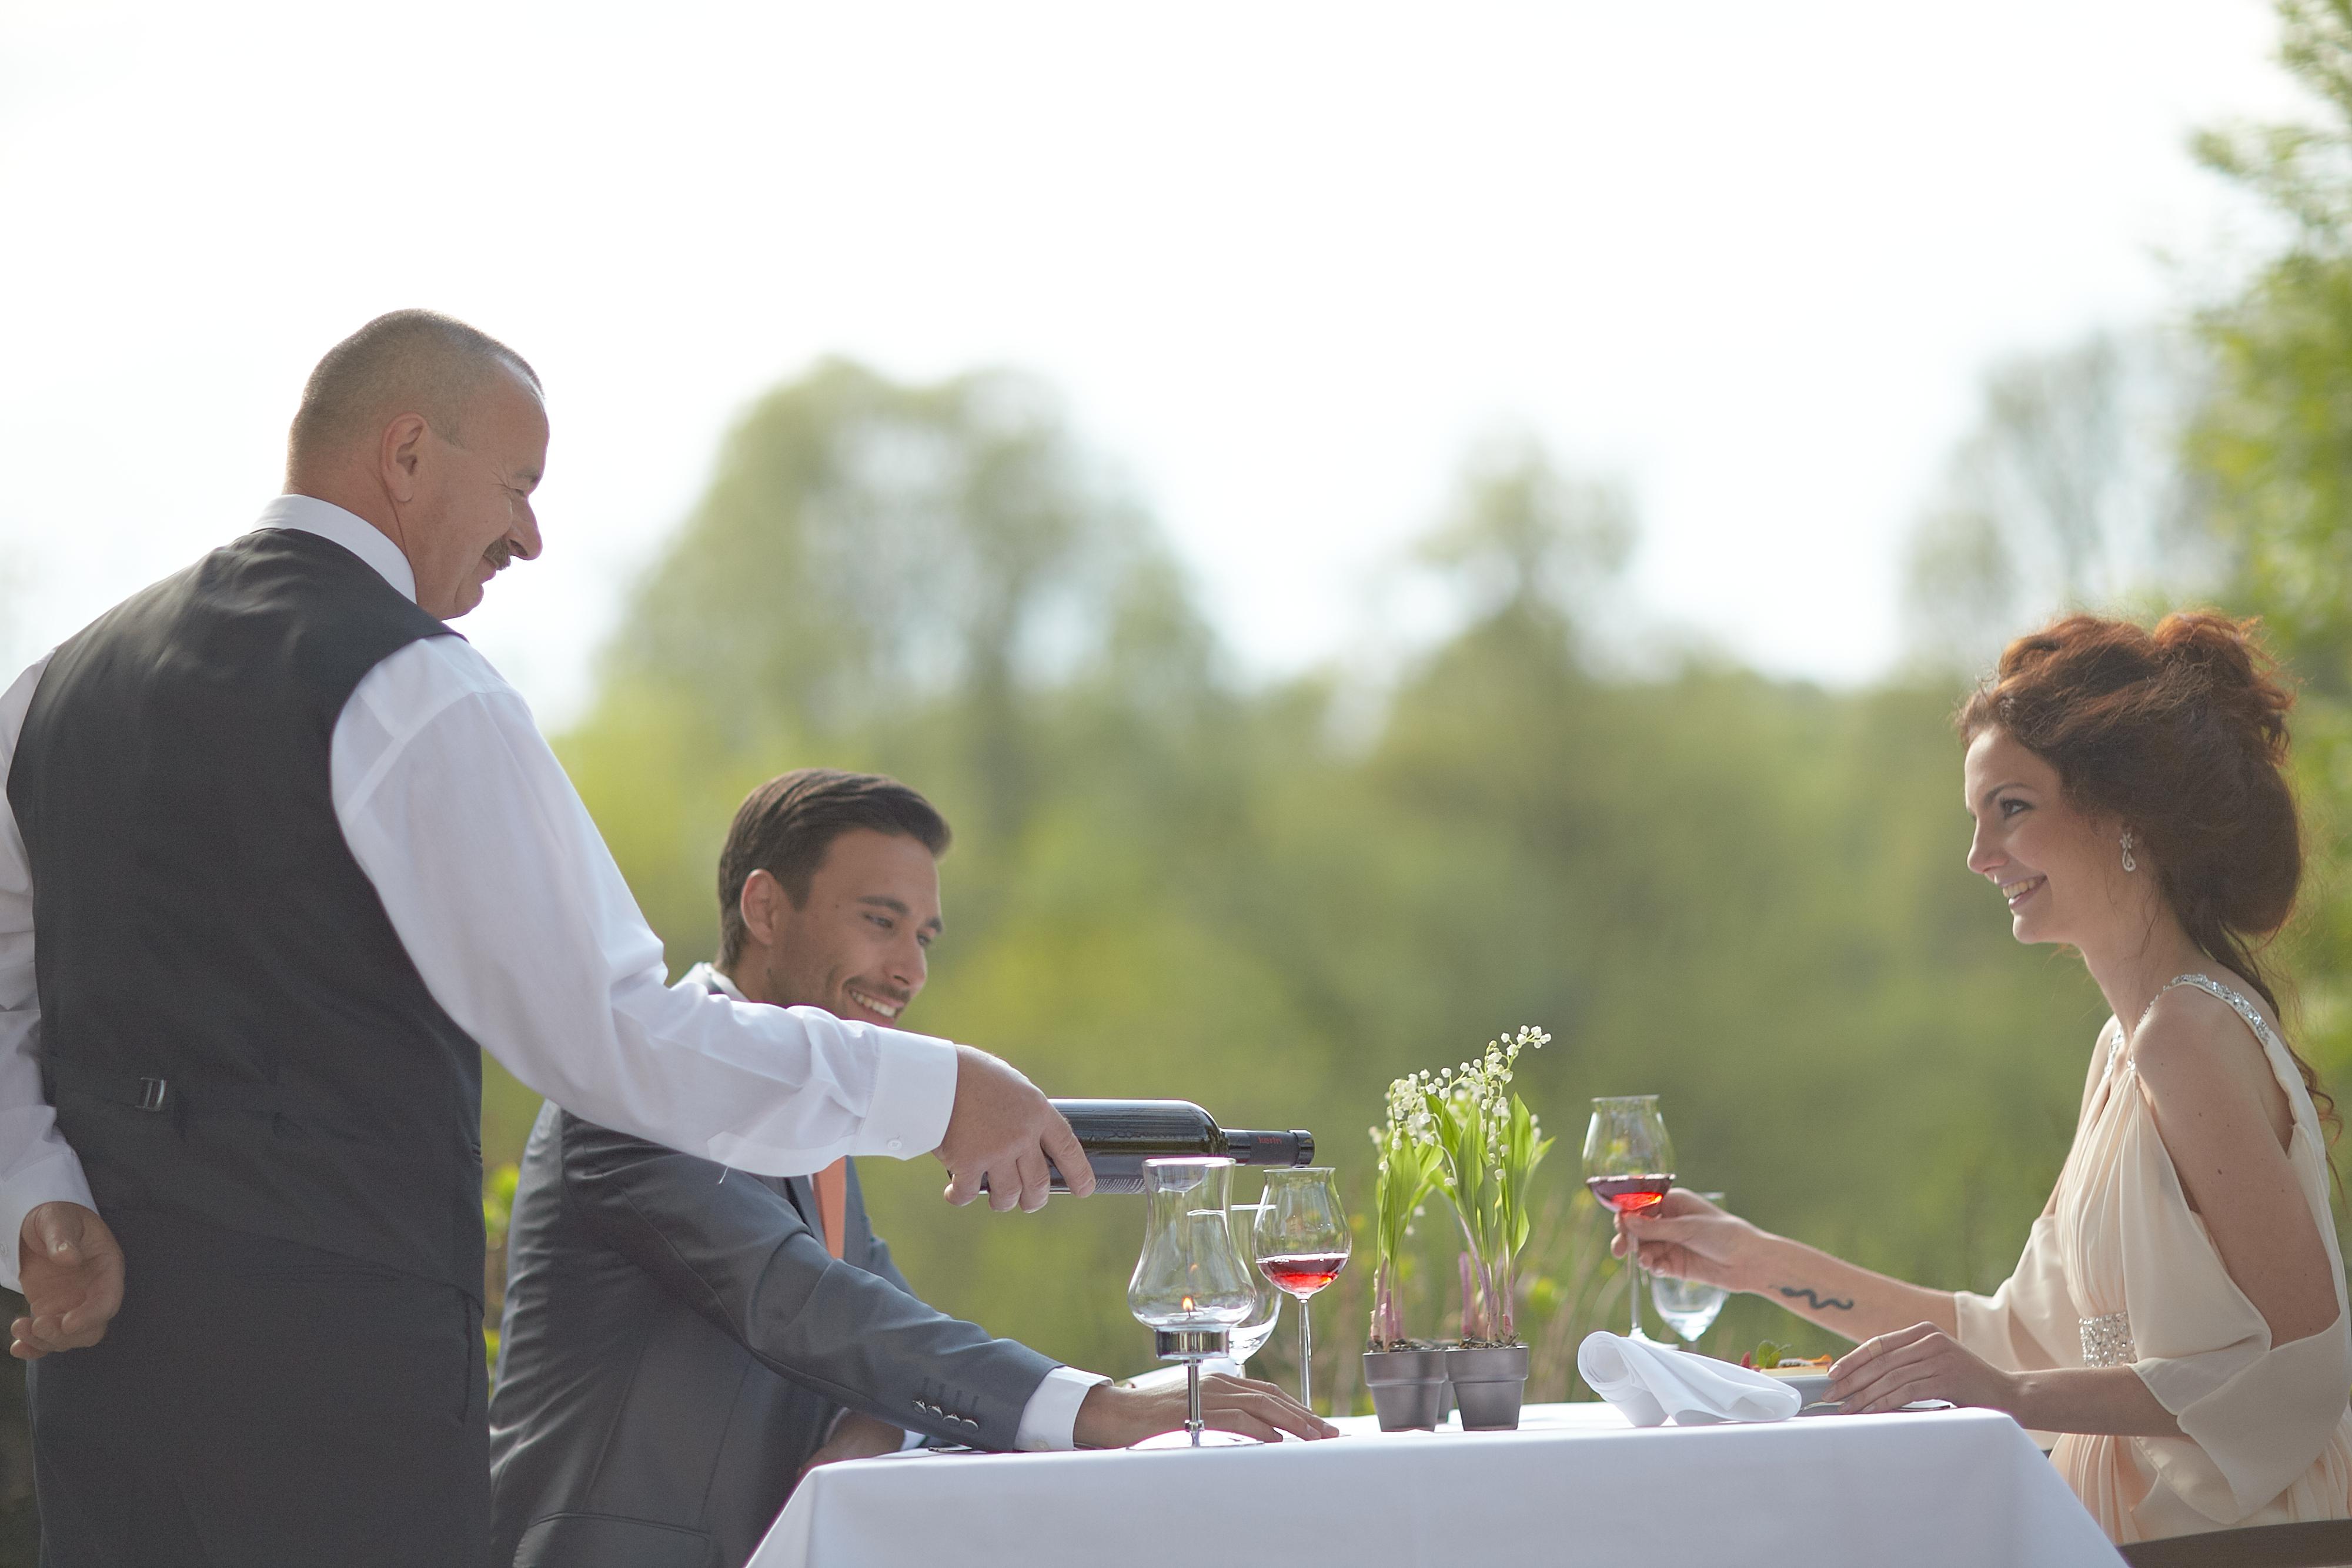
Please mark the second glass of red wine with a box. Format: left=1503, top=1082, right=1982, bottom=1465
left=1583, top=1095, right=1676, bottom=1344
left=1253, top=1166, right=1351, bottom=1413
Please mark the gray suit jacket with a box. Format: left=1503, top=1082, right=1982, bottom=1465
left=487, top=1097, right=1059, bottom=1568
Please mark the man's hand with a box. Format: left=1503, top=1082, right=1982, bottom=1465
left=936, top=1045, right=1094, bottom=1211
left=1073, top=1373, right=1338, bottom=1447
left=794, top=1410, right=909, bottom=1487
left=12, top=1201, right=124, bottom=1360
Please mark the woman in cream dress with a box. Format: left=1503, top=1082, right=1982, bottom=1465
left=1625, top=611, right=2352, bottom=1545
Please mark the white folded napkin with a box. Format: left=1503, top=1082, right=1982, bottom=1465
left=1576, top=1332, right=1803, bottom=1426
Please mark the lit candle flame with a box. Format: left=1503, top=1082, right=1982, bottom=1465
left=1181, top=1295, right=1194, bottom=1312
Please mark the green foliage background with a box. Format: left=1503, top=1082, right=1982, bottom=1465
left=475, top=358, right=2118, bottom=1410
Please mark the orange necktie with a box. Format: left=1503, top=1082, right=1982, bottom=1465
left=813, top=1158, right=848, bottom=1260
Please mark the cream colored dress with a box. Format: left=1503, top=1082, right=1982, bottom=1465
left=1955, top=973, right=2352, bottom=1543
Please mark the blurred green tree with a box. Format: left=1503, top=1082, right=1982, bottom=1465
left=2192, top=0, right=2352, bottom=1149
left=507, top=359, right=2106, bottom=1402
left=1415, top=433, right=1633, bottom=643
left=2195, top=0, right=2352, bottom=688
left=604, top=357, right=1206, bottom=837
left=1901, top=328, right=2216, bottom=676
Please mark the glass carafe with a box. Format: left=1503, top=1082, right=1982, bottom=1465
left=1127, top=1157, right=1258, bottom=1447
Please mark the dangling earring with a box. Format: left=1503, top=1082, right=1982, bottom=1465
left=2120, top=830, right=2137, bottom=874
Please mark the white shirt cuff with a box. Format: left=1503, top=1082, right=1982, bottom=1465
left=1015, top=1365, right=1109, bottom=1451
left=0, top=1153, right=98, bottom=1295
left=853, top=1029, right=958, bottom=1160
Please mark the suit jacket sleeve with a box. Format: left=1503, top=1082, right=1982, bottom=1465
left=861, top=1213, right=915, bottom=1298
left=560, top=1112, right=1058, bottom=1452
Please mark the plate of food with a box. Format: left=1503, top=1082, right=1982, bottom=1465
left=1739, top=1343, right=1839, bottom=1414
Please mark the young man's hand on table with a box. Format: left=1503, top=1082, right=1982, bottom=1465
left=1075, top=1374, right=1338, bottom=1447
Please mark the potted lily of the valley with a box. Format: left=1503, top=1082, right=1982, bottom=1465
left=1360, top=1089, right=1448, bottom=1430
left=1411, top=1025, right=1552, bottom=1430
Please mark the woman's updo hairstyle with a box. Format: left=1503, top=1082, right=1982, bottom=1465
left=1958, top=611, right=2333, bottom=1132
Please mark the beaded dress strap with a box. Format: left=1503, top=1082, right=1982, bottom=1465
left=2151, top=972, right=2287, bottom=1058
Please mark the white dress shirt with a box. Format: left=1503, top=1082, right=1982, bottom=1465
left=685, top=964, right=1105, bottom=1452
left=0, top=495, right=963, bottom=1292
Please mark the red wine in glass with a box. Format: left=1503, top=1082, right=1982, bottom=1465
left=1585, top=1174, right=1674, bottom=1217
left=1258, top=1252, right=1349, bottom=1298
left=1254, top=1167, right=1349, bottom=1412
left=1584, top=1096, right=1677, bottom=1343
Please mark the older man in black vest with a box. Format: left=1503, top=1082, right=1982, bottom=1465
left=0, top=310, right=1091, bottom=1567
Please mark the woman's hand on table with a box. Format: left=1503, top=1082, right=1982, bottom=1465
left=1617, top=1188, right=1772, bottom=1295
left=1827, top=1323, right=2014, bottom=1415
left=1075, top=1373, right=1338, bottom=1447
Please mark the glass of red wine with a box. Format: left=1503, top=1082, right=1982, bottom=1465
left=1583, top=1096, right=1676, bottom=1345
left=1253, top=1166, right=1350, bottom=1413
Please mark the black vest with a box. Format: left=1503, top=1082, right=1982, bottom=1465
left=7, top=527, right=487, bottom=1298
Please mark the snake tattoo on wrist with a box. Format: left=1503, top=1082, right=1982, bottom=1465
left=1776, top=1284, right=1855, bottom=1312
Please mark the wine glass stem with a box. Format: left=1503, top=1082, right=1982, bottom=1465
left=1630, top=1255, right=1644, bottom=1340
left=1187, top=1359, right=1204, bottom=1446
left=1298, top=1293, right=1314, bottom=1413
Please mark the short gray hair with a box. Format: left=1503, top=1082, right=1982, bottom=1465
left=287, top=309, right=540, bottom=467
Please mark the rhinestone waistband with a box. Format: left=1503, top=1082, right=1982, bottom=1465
left=2080, top=1312, right=2136, bottom=1367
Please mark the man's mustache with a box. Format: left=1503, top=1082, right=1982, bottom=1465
left=485, top=540, right=516, bottom=572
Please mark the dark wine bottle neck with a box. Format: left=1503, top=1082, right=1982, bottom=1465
left=1025, top=1100, right=1317, bottom=1193
left=1218, top=1127, right=1316, bottom=1168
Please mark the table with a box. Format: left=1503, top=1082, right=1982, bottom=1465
left=747, top=1400, right=2124, bottom=1567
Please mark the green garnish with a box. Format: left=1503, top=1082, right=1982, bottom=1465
left=1753, top=1340, right=1783, bottom=1369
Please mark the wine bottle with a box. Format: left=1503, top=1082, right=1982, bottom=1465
left=991, top=1099, right=1315, bottom=1195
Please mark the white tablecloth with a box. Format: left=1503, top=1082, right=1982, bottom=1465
left=748, top=1400, right=2123, bottom=1567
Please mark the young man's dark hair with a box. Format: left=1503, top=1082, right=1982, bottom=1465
left=715, top=768, right=951, bottom=970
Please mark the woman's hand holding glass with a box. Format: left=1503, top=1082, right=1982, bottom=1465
left=1649, top=1189, right=1730, bottom=1346
left=1613, top=1187, right=1775, bottom=1295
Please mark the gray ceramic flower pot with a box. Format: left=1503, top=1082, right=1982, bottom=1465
left=1445, top=1343, right=1529, bottom=1430
left=1361, top=1348, right=1451, bottom=1432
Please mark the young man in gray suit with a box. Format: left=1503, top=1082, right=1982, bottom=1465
left=487, top=768, right=1330, bottom=1567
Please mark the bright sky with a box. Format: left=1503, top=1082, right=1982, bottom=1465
left=0, top=1, right=2310, bottom=724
